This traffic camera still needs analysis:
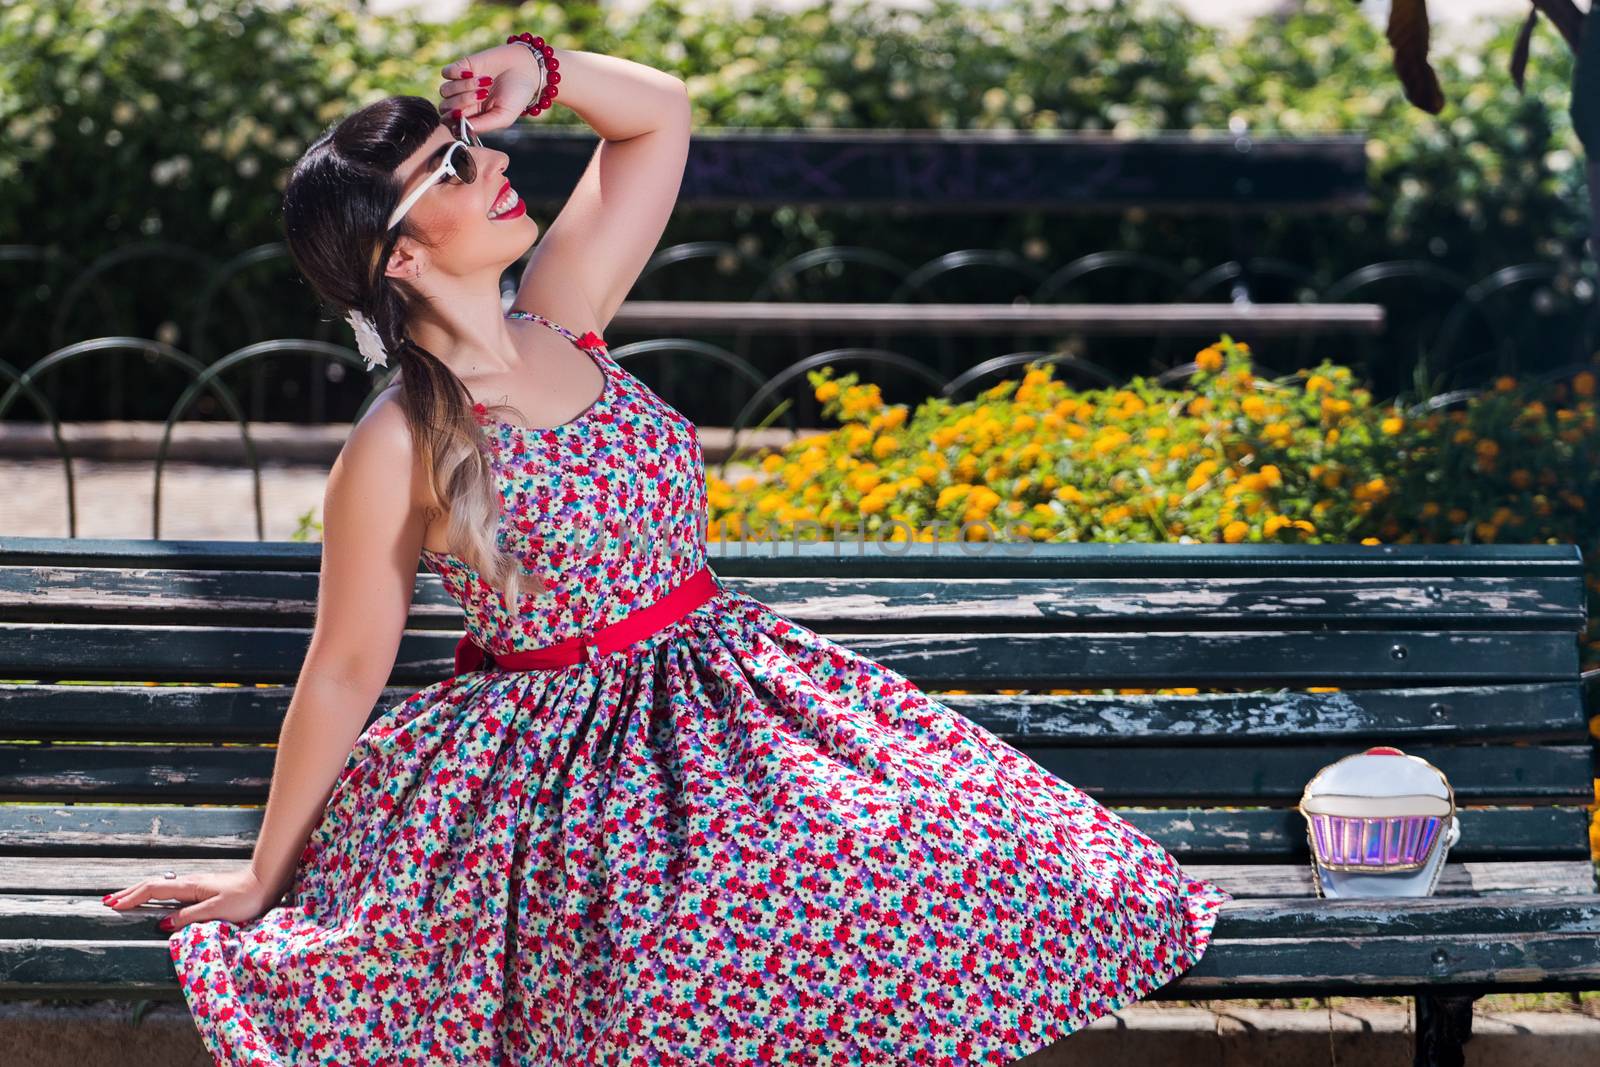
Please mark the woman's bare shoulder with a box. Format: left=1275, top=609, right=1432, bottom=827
left=331, top=387, right=435, bottom=515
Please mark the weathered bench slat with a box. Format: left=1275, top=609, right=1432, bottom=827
left=1213, top=895, right=1600, bottom=939
left=9, top=931, right=1596, bottom=1003
left=9, top=892, right=1598, bottom=946
left=717, top=575, right=1589, bottom=627
left=0, top=537, right=1582, bottom=579
left=711, top=542, right=1589, bottom=580
left=0, top=741, right=1586, bottom=805
left=1163, top=932, right=1600, bottom=997
left=4, top=569, right=1585, bottom=629
left=2, top=682, right=1585, bottom=746
left=1198, top=862, right=1600, bottom=898
left=0, top=625, right=1581, bottom=688
left=603, top=300, right=1387, bottom=336
left=2, top=804, right=1588, bottom=863
left=6, top=890, right=1596, bottom=940
left=0, top=566, right=462, bottom=625
left=0, top=940, right=178, bottom=997
left=4, top=859, right=1595, bottom=901
left=1018, top=743, right=1595, bottom=804
left=1123, top=808, right=1595, bottom=862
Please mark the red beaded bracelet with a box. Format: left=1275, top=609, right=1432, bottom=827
left=506, top=32, right=559, bottom=117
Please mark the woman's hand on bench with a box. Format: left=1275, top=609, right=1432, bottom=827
left=100, top=864, right=278, bottom=934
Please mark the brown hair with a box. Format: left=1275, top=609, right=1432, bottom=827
left=280, top=94, right=543, bottom=602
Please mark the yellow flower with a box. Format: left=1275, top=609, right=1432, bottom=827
left=1222, top=520, right=1250, bottom=543
left=965, top=486, right=1002, bottom=517
left=1182, top=458, right=1218, bottom=489
left=1053, top=484, right=1085, bottom=504
left=938, top=484, right=972, bottom=509
left=1573, top=370, right=1595, bottom=397
left=1494, top=375, right=1517, bottom=393
left=1353, top=476, right=1389, bottom=501
left=1195, top=345, right=1225, bottom=373
left=814, top=380, right=840, bottom=402
left=1091, top=428, right=1130, bottom=456
left=851, top=470, right=883, bottom=494
left=1380, top=415, right=1404, bottom=435
left=1320, top=396, right=1352, bottom=419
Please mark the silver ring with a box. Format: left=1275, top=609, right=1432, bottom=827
left=162, top=870, right=177, bottom=879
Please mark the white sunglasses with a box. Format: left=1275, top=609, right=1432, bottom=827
left=386, top=115, right=486, bottom=232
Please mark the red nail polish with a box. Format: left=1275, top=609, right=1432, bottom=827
left=476, top=89, right=488, bottom=100
left=478, top=77, right=492, bottom=87
left=461, top=70, right=473, bottom=79
left=158, top=916, right=174, bottom=931
left=452, top=108, right=463, bottom=120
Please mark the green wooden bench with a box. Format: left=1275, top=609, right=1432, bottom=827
left=1, top=536, right=1597, bottom=1067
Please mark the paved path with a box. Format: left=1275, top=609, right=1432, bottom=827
left=0, top=422, right=783, bottom=540
left=0, top=457, right=765, bottom=541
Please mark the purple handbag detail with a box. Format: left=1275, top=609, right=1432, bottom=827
left=1297, top=746, right=1460, bottom=898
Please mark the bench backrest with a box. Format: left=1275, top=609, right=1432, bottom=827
left=0, top=537, right=1591, bottom=886
left=501, top=128, right=1371, bottom=213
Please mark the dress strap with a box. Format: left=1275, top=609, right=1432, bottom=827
left=505, top=309, right=587, bottom=347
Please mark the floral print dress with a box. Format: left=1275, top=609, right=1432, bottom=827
left=168, top=310, right=1233, bottom=1066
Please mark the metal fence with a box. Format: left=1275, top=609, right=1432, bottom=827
left=3, top=238, right=1598, bottom=537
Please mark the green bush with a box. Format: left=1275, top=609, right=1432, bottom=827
left=0, top=0, right=1591, bottom=398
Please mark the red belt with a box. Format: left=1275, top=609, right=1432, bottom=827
left=453, top=564, right=722, bottom=675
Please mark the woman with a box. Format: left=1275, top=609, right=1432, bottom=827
left=100, top=38, right=1231, bottom=1066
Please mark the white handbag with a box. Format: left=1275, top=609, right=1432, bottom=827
left=1297, top=745, right=1460, bottom=898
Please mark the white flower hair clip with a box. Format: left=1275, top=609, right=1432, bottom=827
left=345, top=308, right=390, bottom=370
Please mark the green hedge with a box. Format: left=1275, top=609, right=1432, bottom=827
left=0, top=0, right=1591, bottom=407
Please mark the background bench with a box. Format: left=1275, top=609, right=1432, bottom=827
left=1, top=536, right=1596, bottom=1067
left=498, top=127, right=1386, bottom=420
